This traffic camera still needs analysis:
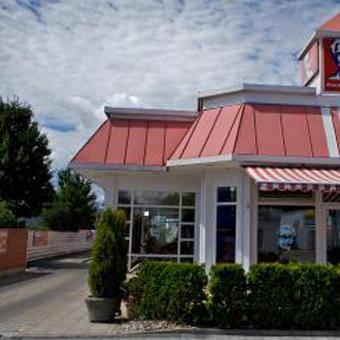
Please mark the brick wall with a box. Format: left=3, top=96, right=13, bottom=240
left=0, top=229, right=28, bottom=273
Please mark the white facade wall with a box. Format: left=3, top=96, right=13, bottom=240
left=93, top=166, right=253, bottom=271
left=90, top=165, right=339, bottom=271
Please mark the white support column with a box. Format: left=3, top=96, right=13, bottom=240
left=250, top=181, right=258, bottom=266
left=101, top=175, right=117, bottom=209
left=240, top=171, right=252, bottom=272
left=316, top=192, right=327, bottom=264
left=198, top=169, right=207, bottom=265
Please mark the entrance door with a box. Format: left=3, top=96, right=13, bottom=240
left=326, top=209, right=340, bottom=264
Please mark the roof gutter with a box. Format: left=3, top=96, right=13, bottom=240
left=69, top=161, right=167, bottom=173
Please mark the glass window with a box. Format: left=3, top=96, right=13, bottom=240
left=117, top=207, right=131, bottom=222
left=327, top=210, right=340, bottom=264
left=216, top=187, right=237, bottom=263
left=182, top=209, right=195, bottom=223
left=217, top=186, right=237, bottom=203
left=134, top=191, right=179, bottom=206
left=258, top=206, right=315, bottom=263
left=181, top=224, right=194, bottom=239
left=216, top=206, right=236, bottom=233
left=180, top=241, right=194, bottom=255
left=182, top=192, right=196, bottom=206
left=118, top=190, right=196, bottom=269
left=132, top=208, right=179, bottom=255
left=118, top=190, right=131, bottom=204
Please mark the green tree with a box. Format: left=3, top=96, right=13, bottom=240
left=0, top=97, right=54, bottom=217
left=88, top=208, right=128, bottom=298
left=0, top=200, right=16, bottom=228
left=43, top=169, right=96, bottom=231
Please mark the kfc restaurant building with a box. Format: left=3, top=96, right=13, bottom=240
left=70, top=13, right=340, bottom=271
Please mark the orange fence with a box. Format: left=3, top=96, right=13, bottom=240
left=0, top=229, right=95, bottom=273
left=27, top=230, right=95, bottom=261
left=0, top=228, right=28, bottom=273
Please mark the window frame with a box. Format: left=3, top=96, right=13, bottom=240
left=117, top=190, right=196, bottom=269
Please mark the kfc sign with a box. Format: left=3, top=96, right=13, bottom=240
left=323, top=37, right=340, bottom=92
left=301, top=41, right=319, bottom=85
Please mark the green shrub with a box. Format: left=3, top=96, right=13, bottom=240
left=128, top=261, right=208, bottom=325
left=293, top=264, right=340, bottom=329
left=208, top=264, right=246, bottom=328
left=0, top=200, right=16, bottom=228
left=248, top=264, right=296, bottom=329
left=88, top=208, right=128, bottom=298
left=248, top=263, right=340, bottom=330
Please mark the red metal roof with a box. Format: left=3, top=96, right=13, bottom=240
left=318, top=12, right=340, bottom=32
left=71, top=118, right=191, bottom=167
left=169, top=104, right=329, bottom=161
left=71, top=103, right=339, bottom=170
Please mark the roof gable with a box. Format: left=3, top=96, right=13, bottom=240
left=318, top=12, right=340, bottom=32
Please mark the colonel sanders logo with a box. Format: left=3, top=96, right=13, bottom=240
left=323, top=37, right=340, bottom=91
left=329, top=39, right=340, bottom=80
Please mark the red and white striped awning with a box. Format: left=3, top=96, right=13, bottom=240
left=246, top=167, right=340, bottom=192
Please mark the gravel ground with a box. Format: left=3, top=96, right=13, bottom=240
left=113, top=320, right=192, bottom=335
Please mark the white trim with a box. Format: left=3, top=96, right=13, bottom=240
left=240, top=171, right=251, bottom=271
left=316, top=192, right=326, bottom=264
left=167, top=154, right=233, bottom=167
left=321, top=106, right=339, bottom=157
left=104, top=106, right=196, bottom=121
left=298, top=31, right=340, bottom=60
left=69, top=161, right=167, bottom=172
left=298, top=33, right=317, bottom=60
left=237, top=154, right=340, bottom=165
left=198, top=170, right=207, bottom=264
left=198, top=83, right=316, bottom=99
left=250, top=181, right=258, bottom=265
left=168, top=154, right=340, bottom=168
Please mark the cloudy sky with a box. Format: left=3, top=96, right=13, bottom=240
left=0, top=0, right=339, bottom=173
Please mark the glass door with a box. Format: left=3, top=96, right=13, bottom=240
left=326, top=209, right=340, bottom=264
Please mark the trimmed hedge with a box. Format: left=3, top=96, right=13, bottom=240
left=127, top=261, right=340, bottom=329
left=293, top=264, right=340, bottom=329
left=248, top=264, right=340, bottom=330
left=248, top=264, right=296, bottom=329
left=209, top=264, right=246, bottom=328
left=127, top=261, right=207, bottom=325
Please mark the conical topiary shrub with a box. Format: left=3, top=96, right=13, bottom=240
left=86, top=208, right=128, bottom=322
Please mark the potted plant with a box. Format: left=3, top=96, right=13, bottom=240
left=85, top=208, right=128, bottom=322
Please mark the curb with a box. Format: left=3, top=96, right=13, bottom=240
left=5, top=328, right=340, bottom=339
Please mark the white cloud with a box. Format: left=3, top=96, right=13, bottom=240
left=0, top=0, right=339, bottom=174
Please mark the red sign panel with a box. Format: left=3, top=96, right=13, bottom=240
left=301, top=41, right=319, bottom=85
left=323, top=37, right=340, bottom=92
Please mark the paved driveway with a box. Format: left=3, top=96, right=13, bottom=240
left=1, top=254, right=339, bottom=339
left=0, top=252, right=122, bottom=338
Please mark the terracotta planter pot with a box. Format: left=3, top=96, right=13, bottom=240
left=85, top=296, right=121, bottom=322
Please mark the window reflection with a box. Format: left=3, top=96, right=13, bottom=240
left=132, top=208, right=179, bottom=255
left=258, top=206, right=315, bottom=263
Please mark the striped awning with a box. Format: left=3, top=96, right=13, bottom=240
left=246, top=167, right=340, bottom=192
